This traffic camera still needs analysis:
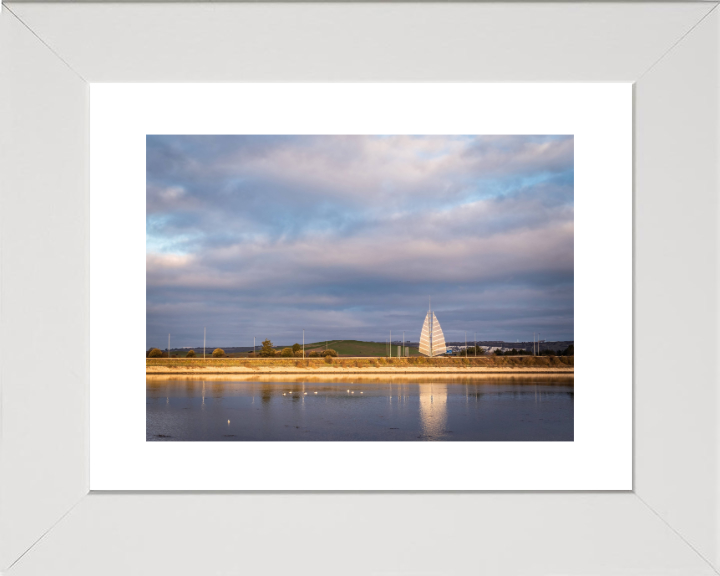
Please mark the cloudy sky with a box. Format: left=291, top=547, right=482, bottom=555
left=147, top=135, right=573, bottom=348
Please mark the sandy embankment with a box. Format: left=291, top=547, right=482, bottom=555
left=146, top=373, right=574, bottom=385
left=146, top=366, right=573, bottom=375
left=147, top=356, right=574, bottom=376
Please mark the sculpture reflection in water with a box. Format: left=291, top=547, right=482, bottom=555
left=146, top=378, right=573, bottom=441
left=419, top=384, right=448, bottom=439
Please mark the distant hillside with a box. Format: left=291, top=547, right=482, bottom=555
left=157, top=340, right=421, bottom=358
left=302, top=340, right=422, bottom=357
left=155, top=339, right=573, bottom=358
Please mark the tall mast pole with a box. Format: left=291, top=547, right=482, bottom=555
left=203, top=327, right=206, bottom=359
left=429, top=296, right=432, bottom=357
left=303, top=330, right=304, bottom=359
left=429, top=312, right=433, bottom=358
left=168, top=333, right=170, bottom=358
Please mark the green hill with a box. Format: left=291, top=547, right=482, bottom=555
left=153, top=340, right=424, bottom=358
left=302, top=339, right=422, bottom=357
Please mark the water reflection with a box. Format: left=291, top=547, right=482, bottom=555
left=147, top=376, right=573, bottom=442
left=419, top=384, right=447, bottom=439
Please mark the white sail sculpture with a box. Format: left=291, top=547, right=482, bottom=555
left=419, top=302, right=447, bottom=357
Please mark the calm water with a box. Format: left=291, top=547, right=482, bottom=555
left=147, top=377, right=573, bottom=441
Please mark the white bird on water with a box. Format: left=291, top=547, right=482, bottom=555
left=227, top=419, right=230, bottom=425
left=314, top=391, right=318, bottom=394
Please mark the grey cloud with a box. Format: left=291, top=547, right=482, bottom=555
left=146, top=135, right=573, bottom=348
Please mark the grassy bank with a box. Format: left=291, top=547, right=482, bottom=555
left=147, top=355, right=573, bottom=374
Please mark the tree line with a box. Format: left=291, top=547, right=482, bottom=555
left=492, top=344, right=574, bottom=356
left=147, top=341, right=573, bottom=358
left=449, top=344, right=574, bottom=357
left=248, top=339, right=337, bottom=358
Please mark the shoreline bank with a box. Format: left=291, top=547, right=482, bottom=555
left=147, top=356, right=573, bottom=375
left=147, top=373, right=574, bottom=384
left=147, top=366, right=573, bottom=376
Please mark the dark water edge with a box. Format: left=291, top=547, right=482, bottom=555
left=147, top=377, right=573, bottom=441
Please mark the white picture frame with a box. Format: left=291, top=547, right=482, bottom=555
left=1, top=2, right=718, bottom=574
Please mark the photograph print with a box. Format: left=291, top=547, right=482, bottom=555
left=146, top=135, right=574, bottom=442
